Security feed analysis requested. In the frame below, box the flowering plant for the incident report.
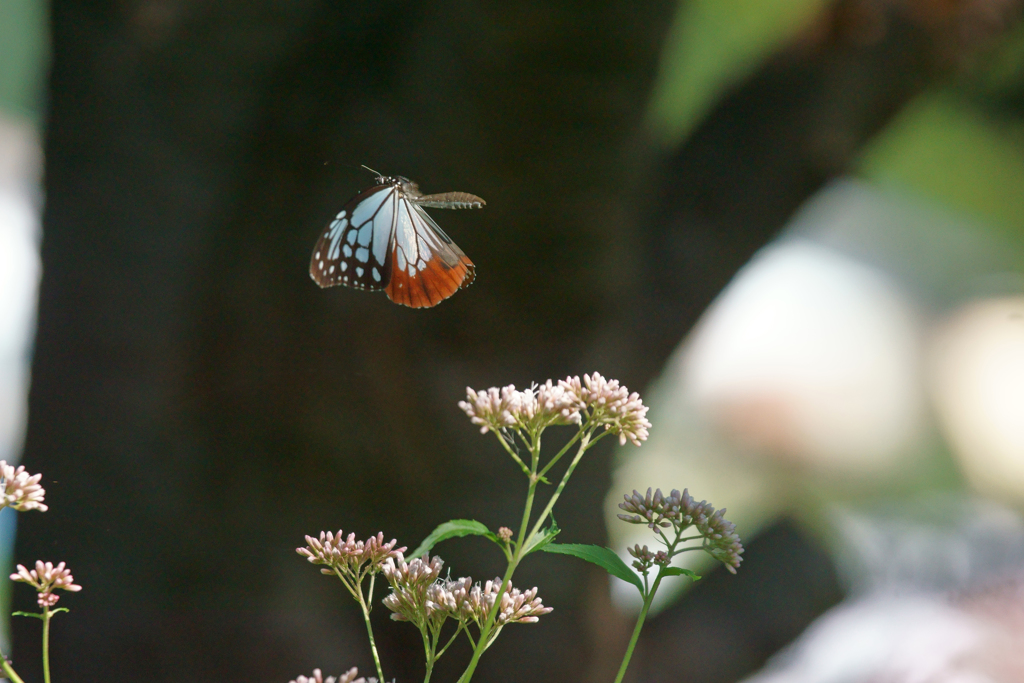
[293,374,742,683]
[0,461,82,683]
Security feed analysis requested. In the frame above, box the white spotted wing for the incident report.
[309,183,396,291]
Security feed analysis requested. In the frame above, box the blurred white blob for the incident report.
[609,239,927,611]
[684,240,924,473]
[606,179,1024,612]
[0,115,42,463]
[743,496,1024,683]
[742,587,1024,683]
[609,179,1024,680]
[932,297,1024,506]
[0,113,41,657]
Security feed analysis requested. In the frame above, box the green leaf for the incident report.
[660,567,701,580]
[858,92,1024,255]
[649,0,825,146]
[522,522,560,556]
[409,520,497,558]
[540,543,644,593]
[12,607,70,620]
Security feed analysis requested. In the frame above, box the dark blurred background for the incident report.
[1,1,1023,682]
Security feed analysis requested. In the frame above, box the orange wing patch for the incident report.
[385,251,475,308]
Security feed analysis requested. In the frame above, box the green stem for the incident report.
[0,650,25,683]
[536,429,584,480]
[494,431,530,476]
[332,567,361,602]
[610,581,659,683]
[331,566,385,682]
[509,426,543,555]
[356,588,386,683]
[459,434,543,683]
[42,606,51,683]
[614,520,703,683]
[460,429,601,683]
[513,481,539,555]
[462,628,478,651]
[526,430,602,543]
[435,623,464,661]
[458,557,517,683]
[612,573,662,683]
[422,629,435,683]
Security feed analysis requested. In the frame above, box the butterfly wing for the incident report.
[309,183,397,290]
[384,200,476,308]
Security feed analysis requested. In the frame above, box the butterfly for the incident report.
[309,173,484,308]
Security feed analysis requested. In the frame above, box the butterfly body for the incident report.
[309,175,483,308]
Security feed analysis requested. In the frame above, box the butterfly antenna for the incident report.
[360,164,384,180]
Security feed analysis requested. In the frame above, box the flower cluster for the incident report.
[38,592,61,608]
[559,373,651,445]
[618,488,744,573]
[459,380,581,434]
[0,461,47,512]
[381,555,447,628]
[11,561,82,607]
[455,577,553,625]
[382,556,551,630]
[297,531,404,576]
[627,544,668,573]
[459,373,650,446]
[619,487,698,529]
[459,386,518,434]
[289,667,375,683]
[701,508,744,574]
[490,581,552,624]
